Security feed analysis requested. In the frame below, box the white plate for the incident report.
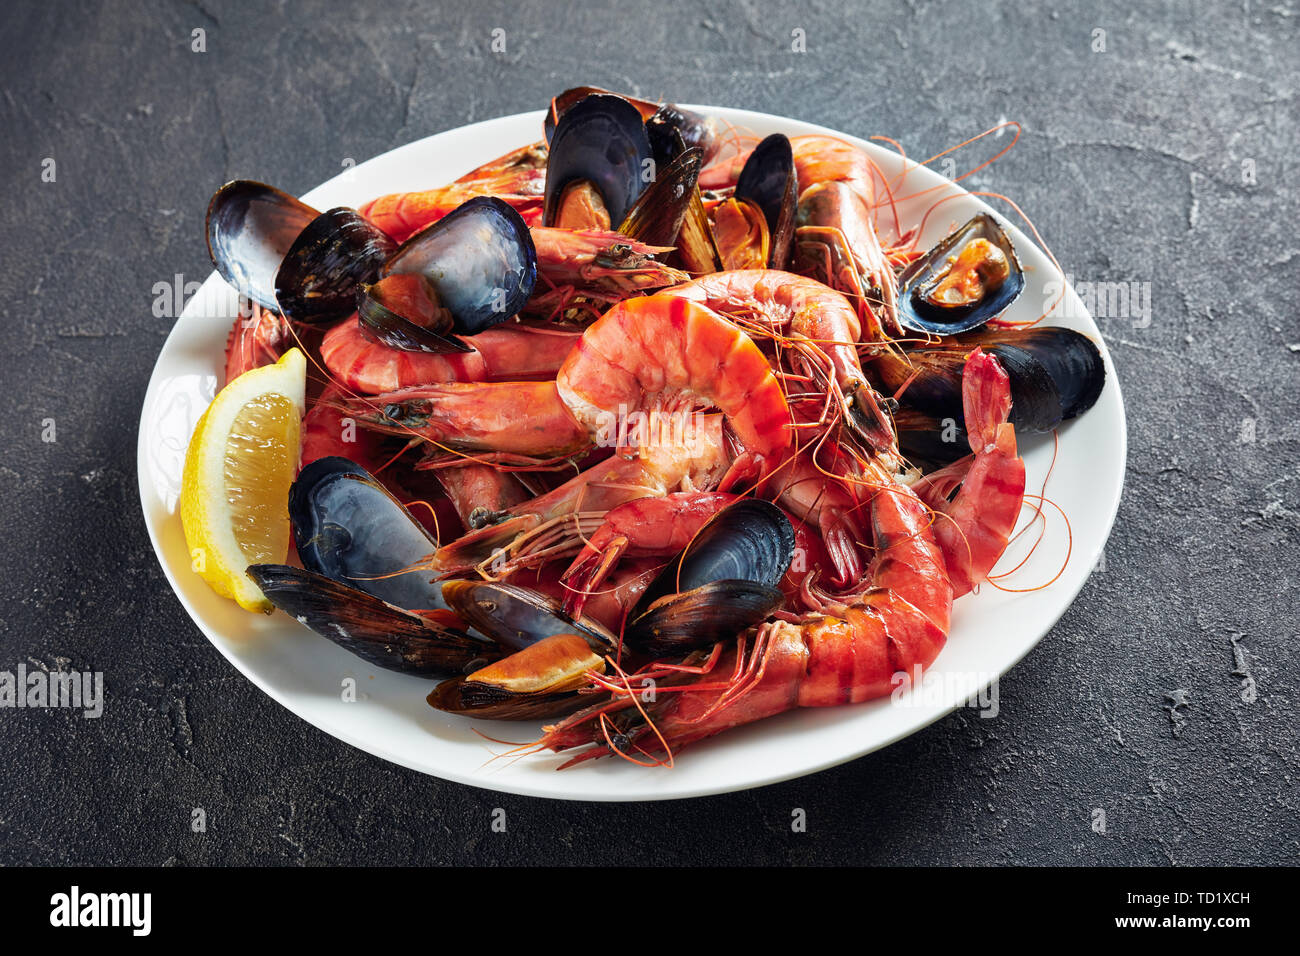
[138,107,1126,801]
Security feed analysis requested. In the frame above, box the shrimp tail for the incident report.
[914,348,1026,598]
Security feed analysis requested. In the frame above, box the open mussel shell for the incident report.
[356,273,472,353]
[645,103,717,165]
[441,580,615,653]
[898,213,1025,334]
[649,128,722,273]
[627,499,794,656]
[712,197,768,271]
[543,93,654,230]
[675,186,724,273]
[206,180,319,309]
[544,86,717,164]
[274,207,397,324]
[618,146,703,249]
[543,86,607,143]
[427,633,604,719]
[873,327,1105,433]
[628,580,785,659]
[383,196,536,335]
[290,456,448,611]
[733,133,798,270]
[248,564,499,677]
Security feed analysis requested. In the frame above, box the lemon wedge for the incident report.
[180,348,305,611]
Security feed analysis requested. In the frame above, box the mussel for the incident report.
[645,102,718,166]
[543,93,654,230]
[428,581,615,718]
[970,327,1105,427]
[247,564,500,676]
[892,408,970,469]
[715,133,798,270]
[206,180,316,308]
[440,580,615,653]
[617,146,705,251]
[869,327,1106,434]
[626,500,794,657]
[648,128,722,273]
[355,273,472,353]
[275,206,397,324]
[543,86,718,164]
[206,180,396,324]
[897,213,1025,334]
[426,633,604,719]
[289,456,447,611]
[381,196,537,337]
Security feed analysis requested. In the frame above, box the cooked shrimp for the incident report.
[912,348,1026,597]
[791,135,899,335]
[537,456,951,764]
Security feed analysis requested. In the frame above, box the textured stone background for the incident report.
[0,0,1296,865]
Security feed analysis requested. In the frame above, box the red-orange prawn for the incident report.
[537,456,951,763]
[422,294,794,573]
[912,348,1026,597]
[666,269,898,454]
[319,317,579,394]
[224,302,291,386]
[359,143,547,243]
[790,135,900,335]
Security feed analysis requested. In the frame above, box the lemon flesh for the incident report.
[181,349,305,612]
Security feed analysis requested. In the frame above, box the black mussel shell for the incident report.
[993,327,1105,421]
[898,213,1025,334]
[977,330,1107,431]
[651,128,723,274]
[383,196,536,335]
[734,134,799,270]
[274,207,396,324]
[356,274,472,353]
[645,103,717,165]
[867,349,966,427]
[875,327,1105,433]
[675,187,724,274]
[427,680,589,720]
[441,580,615,653]
[980,340,1064,432]
[248,564,499,676]
[427,633,603,719]
[543,86,606,143]
[544,87,716,163]
[544,93,654,230]
[289,457,446,611]
[618,147,703,248]
[636,499,795,608]
[961,327,1104,431]
[627,580,785,658]
[626,500,794,654]
[206,180,319,309]
[893,408,970,469]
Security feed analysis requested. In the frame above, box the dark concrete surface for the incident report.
[0,0,1296,866]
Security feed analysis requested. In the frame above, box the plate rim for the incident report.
[137,105,1128,801]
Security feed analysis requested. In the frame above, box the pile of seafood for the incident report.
[200,88,1104,767]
